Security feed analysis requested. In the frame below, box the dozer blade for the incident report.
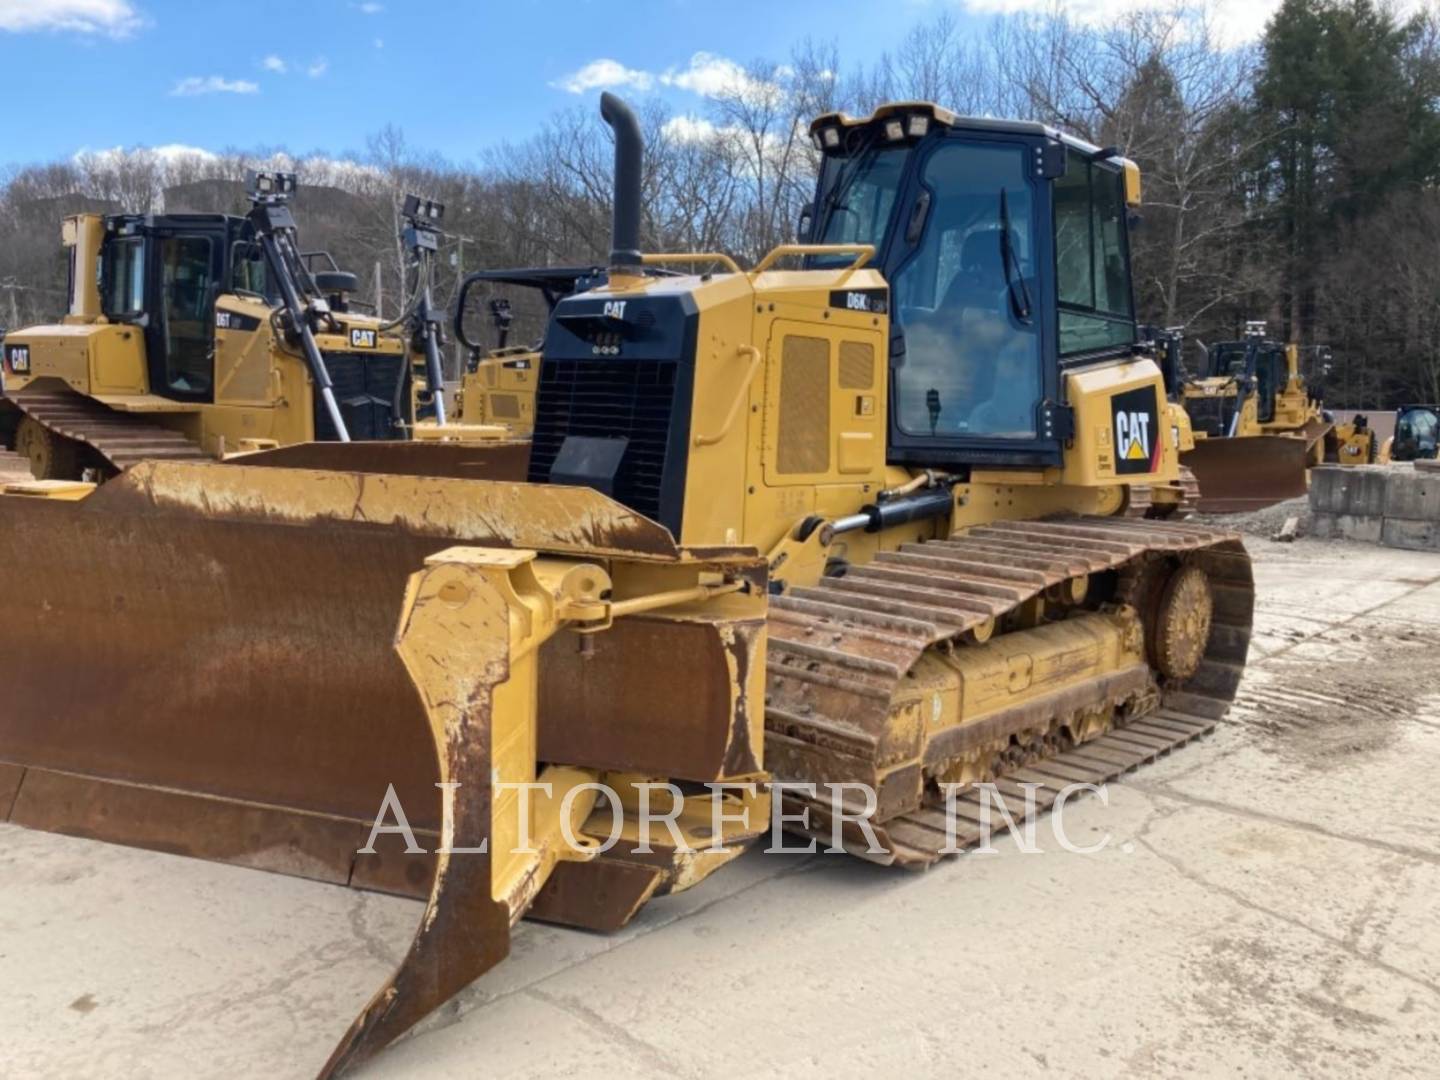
[323,549,608,1078]
[1182,434,1315,513]
[0,461,677,870]
[321,552,518,1079]
[0,460,768,1076]
[231,437,531,482]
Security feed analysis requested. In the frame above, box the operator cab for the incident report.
[803,103,1140,468]
[1394,405,1440,461]
[1204,330,1288,424]
[100,213,262,401]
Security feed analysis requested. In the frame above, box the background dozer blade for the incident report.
[230,438,531,482]
[1182,434,1315,513]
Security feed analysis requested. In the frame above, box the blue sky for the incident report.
[0,0,1291,169]
[0,0,962,168]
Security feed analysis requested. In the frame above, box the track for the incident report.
[765,516,1253,868]
[1126,465,1201,520]
[7,390,210,472]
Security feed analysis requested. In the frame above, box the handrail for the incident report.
[749,243,875,281]
[694,345,764,447]
[641,252,743,274]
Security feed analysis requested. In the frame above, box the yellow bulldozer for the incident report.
[450,265,603,434]
[0,175,488,482]
[0,95,1254,1077]
[1177,323,1345,510]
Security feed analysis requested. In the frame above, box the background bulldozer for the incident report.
[0,175,478,482]
[1178,323,1337,511]
[449,265,601,435]
[0,94,1254,1077]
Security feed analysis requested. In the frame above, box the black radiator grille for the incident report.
[528,359,679,523]
[316,352,405,442]
[1184,395,1234,438]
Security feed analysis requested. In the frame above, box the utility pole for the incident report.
[373,260,383,320]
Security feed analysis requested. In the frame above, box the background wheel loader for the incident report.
[1178,322,1338,511]
[0,94,1254,1077]
[1378,403,1440,463]
[0,175,490,484]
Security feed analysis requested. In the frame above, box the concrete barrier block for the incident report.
[1381,517,1440,552]
[1417,459,1439,474]
[1311,511,1384,544]
[1384,470,1440,521]
[1309,466,1390,516]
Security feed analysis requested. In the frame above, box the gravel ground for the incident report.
[1194,494,1313,540]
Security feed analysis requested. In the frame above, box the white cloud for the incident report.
[307,57,328,78]
[261,54,287,74]
[74,143,218,166]
[170,75,260,97]
[661,53,751,97]
[151,143,218,162]
[661,52,785,105]
[662,114,720,143]
[358,1,383,11]
[551,58,654,94]
[0,0,140,36]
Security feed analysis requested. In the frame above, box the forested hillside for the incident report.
[2,0,1436,406]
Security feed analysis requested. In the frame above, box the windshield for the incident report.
[1398,408,1439,449]
[813,146,910,267]
[891,140,1041,438]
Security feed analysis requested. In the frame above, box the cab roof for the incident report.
[809,101,1122,164]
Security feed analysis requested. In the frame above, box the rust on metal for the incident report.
[0,762,24,819]
[538,614,766,781]
[232,439,531,483]
[765,515,1255,869]
[319,556,515,1080]
[9,388,208,472]
[94,459,684,559]
[527,859,665,933]
[9,769,368,884]
[1182,434,1314,512]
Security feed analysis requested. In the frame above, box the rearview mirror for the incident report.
[796,206,814,243]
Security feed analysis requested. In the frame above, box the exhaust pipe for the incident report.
[600,92,643,273]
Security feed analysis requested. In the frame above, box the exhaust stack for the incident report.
[600,92,643,274]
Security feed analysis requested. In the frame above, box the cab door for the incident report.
[145,225,226,401]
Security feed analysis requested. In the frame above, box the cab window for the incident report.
[159,234,215,396]
[1054,152,1134,355]
[814,146,909,265]
[891,140,1041,439]
[103,237,146,316]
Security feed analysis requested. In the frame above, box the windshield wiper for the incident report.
[998,188,1033,324]
[817,132,881,236]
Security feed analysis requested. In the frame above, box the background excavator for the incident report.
[1178,322,1342,510]
[0,94,1254,1077]
[0,175,483,483]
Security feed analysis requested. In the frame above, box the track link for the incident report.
[7,390,210,472]
[1126,464,1200,520]
[764,516,1253,868]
